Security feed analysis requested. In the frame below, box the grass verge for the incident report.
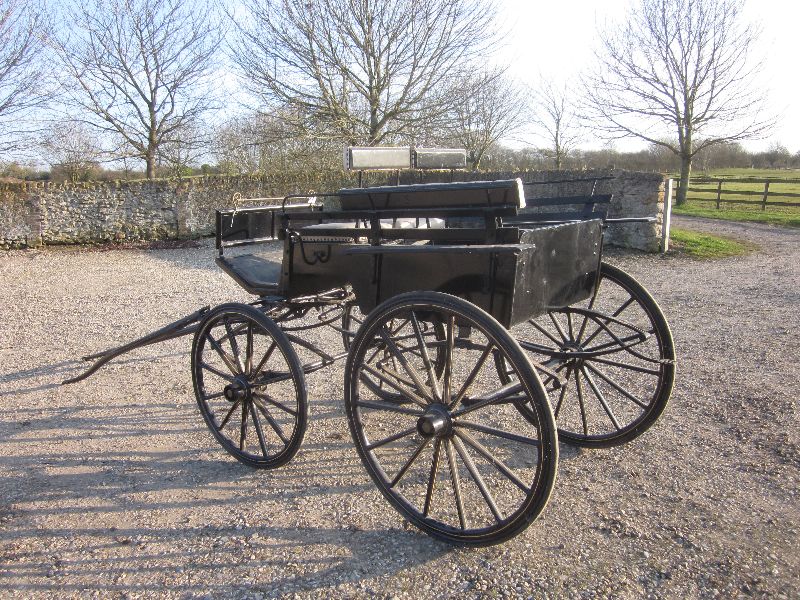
[673,203,800,228]
[669,227,756,259]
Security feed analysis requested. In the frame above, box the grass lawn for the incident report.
[673,204,800,227]
[669,227,756,259]
[670,168,800,228]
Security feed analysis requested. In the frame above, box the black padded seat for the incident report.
[216,254,282,295]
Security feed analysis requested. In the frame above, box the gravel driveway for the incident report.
[0,215,797,599]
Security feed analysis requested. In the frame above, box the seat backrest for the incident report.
[337,178,525,211]
[216,201,321,251]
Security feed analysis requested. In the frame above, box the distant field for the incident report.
[671,169,800,227]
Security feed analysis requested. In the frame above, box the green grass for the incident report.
[673,203,800,227]
[670,168,800,227]
[668,227,756,259]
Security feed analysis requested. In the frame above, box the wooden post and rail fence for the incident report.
[672,176,800,211]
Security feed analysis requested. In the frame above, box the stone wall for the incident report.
[0,169,666,251]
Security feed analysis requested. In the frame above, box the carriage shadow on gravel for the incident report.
[0,393,456,596]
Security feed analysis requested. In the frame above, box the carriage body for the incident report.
[214,179,604,328]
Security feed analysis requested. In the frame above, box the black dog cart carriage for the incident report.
[66,177,675,546]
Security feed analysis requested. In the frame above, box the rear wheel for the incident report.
[191,303,308,468]
[345,292,558,546]
[501,263,675,447]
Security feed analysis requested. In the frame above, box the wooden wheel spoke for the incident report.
[589,356,661,376]
[576,314,656,364]
[252,341,277,378]
[452,436,504,523]
[442,315,455,405]
[575,288,599,341]
[239,401,248,451]
[410,311,442,402]
[248,401,270,457]
[584,363,649,410]
[389,438,432,488]
[553,367,572,419]
[207,334,240,375]
[252,392,298,417]
[454,429,530,493]
[254,401,290,445]
[245,324,254,375]
[378,326,436,403]
[549,312,569,343]
[360,364,428,408]
[580,366,622,430]
[450,381,524,419]
[201,361,236,383]
[518,338,561,356]
[579,297,636,347]
[445,439,468,530]
[575,367,589,436]
[225,319,246,374]
[423,440,442,518]
[354,399,423,417]
[450,343,494,409]
[583,332,653,356]
[454,420,541,447]
[365,426,417,451]
[527,318,563,346]
[217,400,241,431]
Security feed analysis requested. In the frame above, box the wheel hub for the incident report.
[223,377,251,403]
[417,404,452,438]
[561,341,584,366]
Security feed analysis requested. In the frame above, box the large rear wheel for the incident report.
[501,263,675,448]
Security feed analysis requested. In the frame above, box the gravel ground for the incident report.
[0,215,797,599]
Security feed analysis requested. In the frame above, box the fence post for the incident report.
[661,178,673,254]
[761,181,770,211]
[716,179,722,210]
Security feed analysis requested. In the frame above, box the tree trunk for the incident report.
[469,150,481,170]
[145,154,156,179]
[676,154,692,206]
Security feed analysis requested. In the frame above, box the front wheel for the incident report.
[191,303,308,468]
[345,292,558,546]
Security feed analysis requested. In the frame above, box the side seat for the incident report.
[298,217,445,234]
[216,254,282,295]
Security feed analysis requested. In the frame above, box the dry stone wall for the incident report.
[0,169,666,251]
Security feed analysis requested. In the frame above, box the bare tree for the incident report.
[448,69,527,169]
[528,78,582,170]
[213,117,265,175]
[157,121,211,178]
[39,120,104,181]
[0,0,51,152]
[584,0,770,204]
[231,0,499,146]
[213,112,342,174]
[53,0,221,179]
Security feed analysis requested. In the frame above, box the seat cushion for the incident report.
[216,254,282,295]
